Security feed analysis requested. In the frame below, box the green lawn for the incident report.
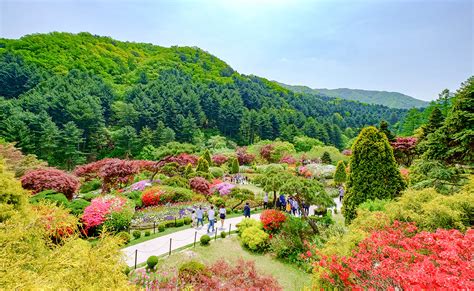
[158,236,312,290]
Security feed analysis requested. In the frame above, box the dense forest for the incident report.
[1,32,410,168]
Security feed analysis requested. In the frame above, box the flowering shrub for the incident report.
[260,210,287,232]
[211,182,236,196]
[280,155,296,165]
[211,154,228,166]
[313,221,474,289]
[129,179,159,191]
[260,144,274,161]
[391,137,418,166]
[141,187,164,207]
[236,147,255,165]
[157,153,199,167]
[99,159,140,192]
[82,195,127,233]
[342,149,352,156]
[297,166,313,178]
[34,204,78,241]
[189,177,211,195]
[21,168,80,199]
[400,167,410,183]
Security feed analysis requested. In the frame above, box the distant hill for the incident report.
[279,83,428,109]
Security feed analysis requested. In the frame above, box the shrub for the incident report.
[209,167,224,178]
[116,231,131,244]
[212,154,229,166]
[178,261,208,280]
[270,216,309,261]
[236,147,255,165]
[79,178,102,193]
[209,196,225,208]
[187,171,214,180]
[189,177,211,195]
[82,192,99,201]
[220,231,227,238]
[200,234,211,246]
[162,176,190,189]
[196,157,210,173]
[29,190,70,207]
[293,136,324,152]
[321,151,332,164]
[165,220,176,228]
[132,230,141,239]
[184,217,192,225]
[241,226,269,252]
[230,158,240,174]
[21,168,80,200]
[260,209,287,233]
[33,203,78,241]
[358,199,389,212]
[236,218,261,236]
[333,160,347,185]
[68,198,90,216]
[159,186,194,203]
[146,255,159,270]
[82,195,129,233]
[144,230,150,237]
[175,219,184,227]
[141,187,163,207]
[102,206,134,233]
[158,224,166,232]
[211,182,236,196]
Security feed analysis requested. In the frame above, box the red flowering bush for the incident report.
[21,168,80,199]
[141,187,164,207]
[260,209,287,233]
[260,144,274,161]
[211,154,229,166]
[314,221,474,289]
[158,153,199,167]
[342,149,352,156]
[391,137,418,166]
[280,155,296,165]
[99,159,140,192]
[236,147,255,165]
[82,195,127,233]
[189,177,211,195]
[34,204,78,241]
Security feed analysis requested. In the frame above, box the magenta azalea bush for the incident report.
[211,182,236,196]
[129,179,160,191]
[82,195,128,232]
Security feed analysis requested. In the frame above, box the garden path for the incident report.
[122,213,261,267]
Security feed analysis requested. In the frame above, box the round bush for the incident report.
[236,218,262,236]
[144,230,151,237]
[209,167,224,178]
[175,219,184,227]
[116,231,131,244]
[158,224,166,232]
[183,217,192,225]
[68,198,90,216]
[200,234,211,246]
[132,230,141,239]
[178,261,208,280]
[146,255,159,270]
[165,220,176,228]
[220,231,227,238]
[162,176,190,189]
[241,226,269,252]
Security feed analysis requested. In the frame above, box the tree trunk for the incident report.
[232,200,244,211]
[273,191,277,208]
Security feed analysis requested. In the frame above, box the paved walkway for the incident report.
[122,213,261,267]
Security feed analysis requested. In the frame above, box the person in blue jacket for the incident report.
[243,202,251,218]
[279,194,286,211]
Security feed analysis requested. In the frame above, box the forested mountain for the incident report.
[0,32,406,167]
[280,83,428,109]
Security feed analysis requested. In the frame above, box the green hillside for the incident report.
[280,83,428,109]
[0,32,406,168]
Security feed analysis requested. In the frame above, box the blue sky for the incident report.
[1,0,472,101]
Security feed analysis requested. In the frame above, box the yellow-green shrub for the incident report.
[236,218,262,236]
[241,226,269,252]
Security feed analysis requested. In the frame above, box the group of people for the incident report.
[191,203,252,233]
[264,193,310,216]
[228,174,249,185]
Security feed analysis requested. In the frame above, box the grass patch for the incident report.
[159,236,312,290]
[124,224,191,247]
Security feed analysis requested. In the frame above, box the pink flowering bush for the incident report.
[211,182,236,196]
[82,195,129,234]
[280,155,296,165]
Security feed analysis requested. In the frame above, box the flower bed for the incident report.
[130,202,209,228]
[82,195,133,234]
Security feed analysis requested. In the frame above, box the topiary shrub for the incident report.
[159,186,194,203]
[209,167,224,178]
[29,190,70,207]
[321,151,332,164]
[175,219,184,227]
[183,217,192,225]
[144,230,151,237]
[146,255,159,270]
[79,178,101,193]
[132,230,141,239]
[200,234,211,246]
[178,261,208,280]
[68,198,90,216]
[236,218,262,236]
[196,157,210,173]
[220,231,227,238]
[162,176,190,189]
[158,223,166,232]
[116,231,131,244]
[241,226,269,252]
[165,220,176,228]
[333,160,347,186]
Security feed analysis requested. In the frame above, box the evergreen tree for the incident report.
[334,160,347,185]
[342,126,406,223]
[184,163,193,177]
[230,158,240,174]
[378,120,395,141]
[196,157,210,173]
[139,126,154,149]
[202,149,212,166]
[38,116,60,164]
[154,121,175,146]
[321,151,332,164]
[60,121,85,170]
[112,126,138,158]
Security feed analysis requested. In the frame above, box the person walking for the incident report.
[285,198,292,214]
[207,206,215,233]
[279,194,286,211]
[191,210,196,228]
[292,199,299,216]
[339,185,345,202]
[243,202,251,218]
[263,192,269,209]
[196,206,204,228]
[219,205,226,229]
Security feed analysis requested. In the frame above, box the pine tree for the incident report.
[230,158,240,174]
[38,116,60,165]
[202,149,212,166]
[378,120,395,141]
[112,126,138,158]
[334,160,347,185]
[139,126,154,149]
[196,157,209,173]
[184,163,194,177]
[321,151,332,164]
[342,126,406,223]
[154,121,175,146]
[425,107,444,135]
[60,121,85,170]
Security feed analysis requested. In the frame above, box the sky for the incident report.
[1,0,472,101]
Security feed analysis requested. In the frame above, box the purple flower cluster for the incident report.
[129,179,160,191]
[211,182,236,196]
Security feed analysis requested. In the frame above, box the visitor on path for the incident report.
[303,201,310,215]
[292,199,299,216]
[207,206,215,233]
[285,199,292,214]
[263,192,269,209]
[339,186,345,202]
[244,202,251,218]
[191,210,196,228]
[219,205,226,229]
[196,206,204,228]
[279,194,286,211]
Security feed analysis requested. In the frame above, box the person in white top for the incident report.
[207,206,215,233]
[219,205,226,229]
[263,192,269,209]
